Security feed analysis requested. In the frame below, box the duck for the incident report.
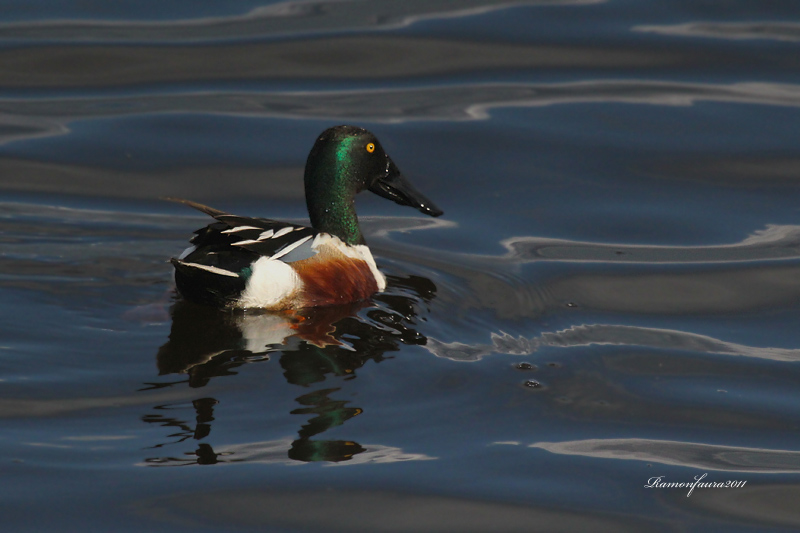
[170,125,443,310]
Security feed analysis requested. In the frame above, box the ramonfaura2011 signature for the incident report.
[645,473,747,497]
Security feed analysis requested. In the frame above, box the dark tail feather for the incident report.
[163,197,229,218]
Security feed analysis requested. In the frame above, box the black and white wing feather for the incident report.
[172,198,319,264]
[169,199,323,306]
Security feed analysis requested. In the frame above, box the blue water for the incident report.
[3,1,800,531]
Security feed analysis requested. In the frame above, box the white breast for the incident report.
[237,256,301,309]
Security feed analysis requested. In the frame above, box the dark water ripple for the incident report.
[425,323,800,363]
[3,81,800,120]
[379,221,800,317]
[0,81,798,153]
[0,0,594,43]
[0,41,683,89]
[531,439,800,473]
[636,22,800,43]
[0,202,183,304]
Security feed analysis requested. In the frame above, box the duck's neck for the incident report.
[305,167,365,246]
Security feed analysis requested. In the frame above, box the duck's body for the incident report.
[171,199,384,308]
[171,125,442,310]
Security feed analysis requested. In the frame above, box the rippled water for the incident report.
[3,1,800,531]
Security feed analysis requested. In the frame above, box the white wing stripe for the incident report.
[273,226,293,238]
[179,261,239,278]
[258,229,275,240]
[221,225,261,234]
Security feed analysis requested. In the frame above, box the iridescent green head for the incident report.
[304,125,443,245]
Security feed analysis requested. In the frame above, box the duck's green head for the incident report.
[304,125,443,245]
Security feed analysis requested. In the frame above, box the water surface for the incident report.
[3,1,800,531]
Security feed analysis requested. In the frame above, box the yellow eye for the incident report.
[366,143,375,153]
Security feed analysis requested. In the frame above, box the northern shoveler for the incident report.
[170,125,443,309]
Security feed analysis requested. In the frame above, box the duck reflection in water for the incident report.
[143,274,436,465]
